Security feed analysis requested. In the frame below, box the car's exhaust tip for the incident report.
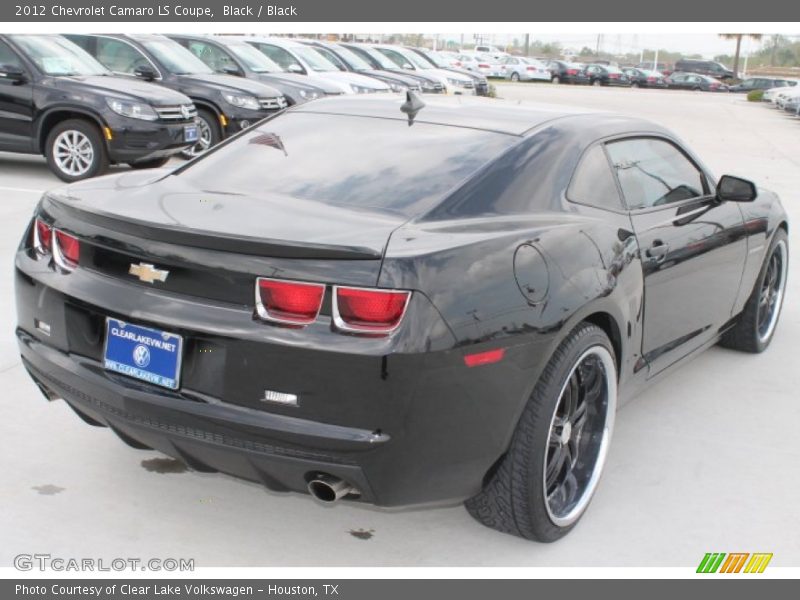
[307,474,356,503]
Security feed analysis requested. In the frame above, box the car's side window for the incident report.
[567,145,623,211]
[184,41,233,72]
[96,38,150,75]
[605,138,707,210]
[257,44,300,71]
[0,39,23,70]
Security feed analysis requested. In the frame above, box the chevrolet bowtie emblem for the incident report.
[129,262,169,284]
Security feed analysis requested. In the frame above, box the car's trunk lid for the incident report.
[40,173,403,304]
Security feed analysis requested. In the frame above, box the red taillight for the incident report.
[478,63,490,68]
[256,277,325,325]
[566,69,578,75]
[526,66,536,71]
[54,230,79,269]
[333,287,411,334]
[609,73,619,79]
[464,348,505,368]
[34,218,52,254]
[647,76,656,82]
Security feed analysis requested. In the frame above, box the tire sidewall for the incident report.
[182,109,222,159]
[45,119,108,183]
[512,325,617,541]
[751,229,789,351]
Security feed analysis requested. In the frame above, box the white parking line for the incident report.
[0,186,45,194]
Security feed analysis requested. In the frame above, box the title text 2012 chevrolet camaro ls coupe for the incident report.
[15,95,788,541]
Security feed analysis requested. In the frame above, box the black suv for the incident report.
[167,35,330,105]
[674,59,734,81]
[0,34,196,182]
[66,34,287,157]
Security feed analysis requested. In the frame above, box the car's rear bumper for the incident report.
[19,329,382,502]
[15,249,536,507]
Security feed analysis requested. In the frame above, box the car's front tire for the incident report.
[181,109,221,159]
[720,228,788,353]
[465,323,617,541]
[45,119,109,182]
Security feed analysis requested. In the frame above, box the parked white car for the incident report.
[371,44,476,95]
[500,56,551,82]
[773,86,800,110]
[241,36,391,95]
[764,83,799,104]
[462,51,504,78]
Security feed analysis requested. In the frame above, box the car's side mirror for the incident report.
[717,175,757,202]
[0,64,26,83]
[133,65,157,81]
[287,64,304,74]
[222,64,243,76]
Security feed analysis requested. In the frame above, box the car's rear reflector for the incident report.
[464,348,506,368]
[256,277,325,325]
[54,230,79,270]
[34,218,52,254]
[333,287,411,334]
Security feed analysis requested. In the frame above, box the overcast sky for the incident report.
[430,33,796,58]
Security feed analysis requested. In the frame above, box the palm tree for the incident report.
[719,34,763,78]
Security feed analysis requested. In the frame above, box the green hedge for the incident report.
[747,89,765,102]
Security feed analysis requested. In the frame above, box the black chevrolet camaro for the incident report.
[15,95,789,542]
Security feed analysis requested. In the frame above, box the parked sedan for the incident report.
[546,60,589,84]
[501,56,551,82]
[0,34,196,181]
[666,72,729,92]
[622,68,668,88]
[66,34,288,157]
[585,64,632,87]
[17,95,787,543]
[243,36,391,95]
[167,34,329,104]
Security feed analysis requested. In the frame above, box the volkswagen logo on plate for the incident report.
[133,344,151,368]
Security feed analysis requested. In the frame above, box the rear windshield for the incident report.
[176,112,517,217]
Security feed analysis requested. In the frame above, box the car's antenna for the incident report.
[400,90,425,126]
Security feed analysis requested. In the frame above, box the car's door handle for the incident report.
[645,240,670,262]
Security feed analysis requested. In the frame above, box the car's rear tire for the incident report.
[181,109,221,159]
[45,119,109,182]
[552,76,560,84]
[631,82,640,88]
[592,79,602,87]
[510,72,520,82]
[720,229,788,353]
[465,323,617,541]
[128,157,171,170]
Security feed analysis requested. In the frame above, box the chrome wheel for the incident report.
[52,130,94,177]
[757,240,787,343]
[182,117,213,158]
[543,346,616,527]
